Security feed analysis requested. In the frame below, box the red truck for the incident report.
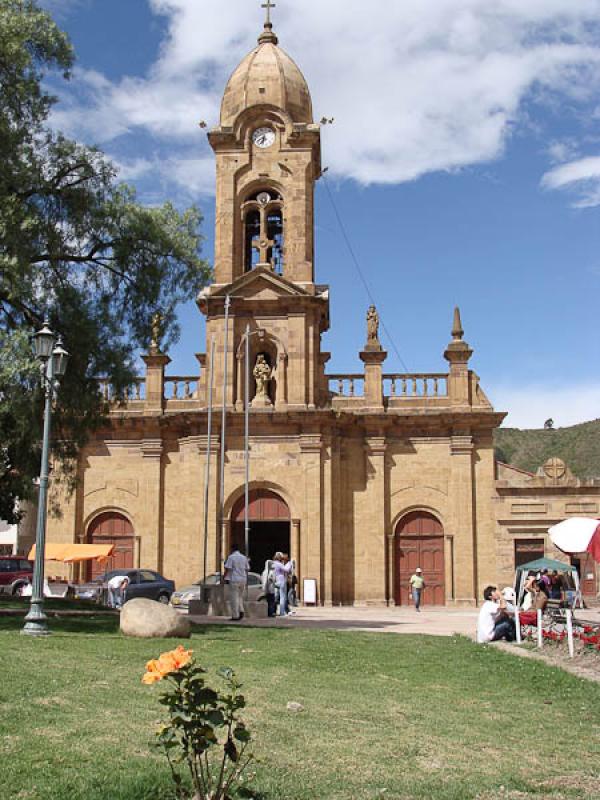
[0,556,33,595]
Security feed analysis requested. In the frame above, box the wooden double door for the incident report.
[395,512,445,606]
[87,512,134,579]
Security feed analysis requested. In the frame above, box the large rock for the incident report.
[120,598,191,639]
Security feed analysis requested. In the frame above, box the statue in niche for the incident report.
[367,305,380,343]
[252,353,273,407]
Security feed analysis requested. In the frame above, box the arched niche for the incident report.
[235,329,288,410]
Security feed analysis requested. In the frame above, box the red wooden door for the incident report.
[395,512,445,606]
[87,513,134,579]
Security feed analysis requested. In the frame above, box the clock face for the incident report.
[252,127,275,149]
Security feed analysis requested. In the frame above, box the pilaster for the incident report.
[449,433,477,605]
[355,435,387,604]
[143,352,171,413]
[140,438,164,571]
[359,349,387,410]
[300,434,323,603]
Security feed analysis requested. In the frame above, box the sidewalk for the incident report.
[189,605,481,637]
[188,604,600,638]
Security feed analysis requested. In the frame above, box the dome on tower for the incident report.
[220,23,313,127]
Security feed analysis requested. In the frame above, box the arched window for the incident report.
[242,190,284,274]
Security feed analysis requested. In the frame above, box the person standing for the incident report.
[409,567,425,611]
[272,552,293,616]
[224,544,249,622]
[261,559,277,617]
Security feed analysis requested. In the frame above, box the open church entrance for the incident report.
[231,489,290,574]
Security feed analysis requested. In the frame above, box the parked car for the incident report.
[75,568,175,605]
[0,556,33,595]
[170,571,263,610]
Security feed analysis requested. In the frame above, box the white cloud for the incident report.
[49,0,600,194]
[491,382,600,428]
[541,155,600,206]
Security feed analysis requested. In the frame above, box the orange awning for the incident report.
[28,543,115,563]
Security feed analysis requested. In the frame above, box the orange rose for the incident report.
[142,646,193,684]
[142,659,164,684]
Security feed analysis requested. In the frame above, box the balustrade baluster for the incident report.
[349,378,355,397]
[433,378,439,396]
[184,380,191,398]
[338,379,343,396]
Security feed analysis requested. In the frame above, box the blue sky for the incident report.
[42,0,600,428]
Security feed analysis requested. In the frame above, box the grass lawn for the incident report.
[1,614,599,800]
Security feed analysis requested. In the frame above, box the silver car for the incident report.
[170,571,263,610]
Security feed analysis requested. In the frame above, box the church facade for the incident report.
[40,19,599,605]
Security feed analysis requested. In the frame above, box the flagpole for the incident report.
[244,324,250,560]
[219,295,231,573]
[202,336,215,596]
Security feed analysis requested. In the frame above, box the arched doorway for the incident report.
[231,489,290,573]
[87,512,134,579]
[395,511,445,606]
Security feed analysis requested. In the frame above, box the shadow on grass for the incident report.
[0,613,121,635]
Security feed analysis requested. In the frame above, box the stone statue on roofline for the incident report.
[252,353,273,407]
[150,311,163,354]
[365,304,382,351]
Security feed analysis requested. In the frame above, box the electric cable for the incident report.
[321,173,410,372]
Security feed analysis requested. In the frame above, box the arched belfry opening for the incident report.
[242,190,284,274]
[231,489,290,572]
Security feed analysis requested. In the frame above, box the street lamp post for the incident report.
[22,321,69,637]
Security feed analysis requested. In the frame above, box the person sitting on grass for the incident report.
[477,585,516,643]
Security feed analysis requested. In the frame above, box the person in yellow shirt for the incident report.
[409,568,425,612]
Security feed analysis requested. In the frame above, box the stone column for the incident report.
[322,436,335,606]
[140,438,164,571]
[291,518,301,598]
[235,353,244,411]
[300,434,322,602]
[386,533,395,606]
[359,349,387,411]
[143,351,171,413]
[355,436,388,605]
[449,434,477,605]
[219,519,230,573]
[197,434,221,577]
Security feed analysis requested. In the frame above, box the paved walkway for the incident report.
[189,605,600,639]
[190,606,480,636]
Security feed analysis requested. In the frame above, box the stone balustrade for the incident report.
[98,375,199,409]
[98,378,146,403]
[383,373,448,399]
[328,374,365,398]
[164,377,199,400]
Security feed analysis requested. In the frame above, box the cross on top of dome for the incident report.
[259,0,278,45]
[262,0,276,25]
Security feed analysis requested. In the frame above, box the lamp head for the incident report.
[33,321,55,361]
[51,338,69,378]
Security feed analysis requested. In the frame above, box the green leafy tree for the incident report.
[0,0,211,522]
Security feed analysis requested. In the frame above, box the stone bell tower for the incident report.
[199,10,330,410]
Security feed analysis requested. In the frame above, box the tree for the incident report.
[0,0,211,522]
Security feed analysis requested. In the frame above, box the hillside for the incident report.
[494,419,600,479]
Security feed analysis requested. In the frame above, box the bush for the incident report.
[142,646,253,800]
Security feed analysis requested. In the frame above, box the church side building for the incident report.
[39,19,599,605]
